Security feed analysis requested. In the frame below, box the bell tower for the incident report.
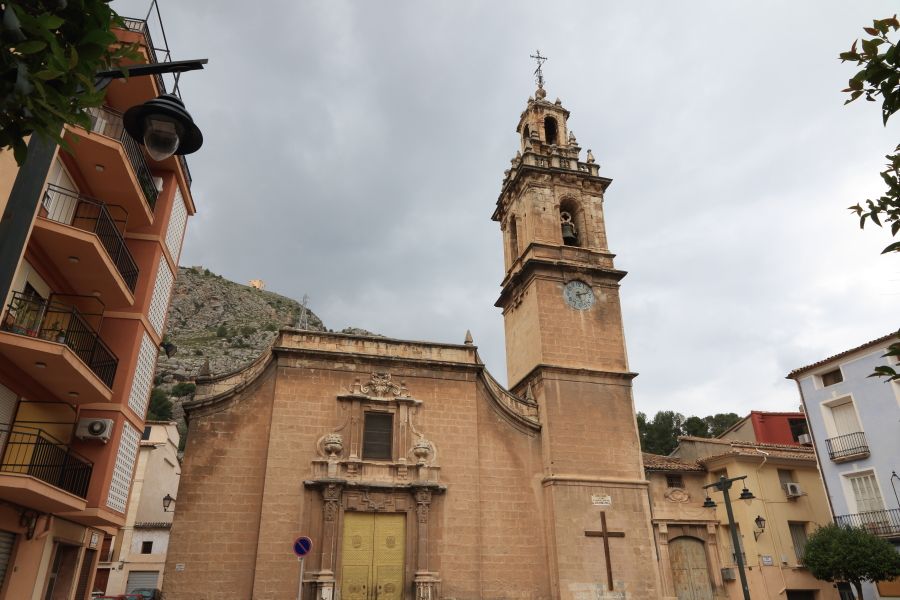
[493,79,665,599]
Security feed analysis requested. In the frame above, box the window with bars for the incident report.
[789,522,808,563]
[362,412,393,460]
[820,368,843,387]
[666,474,684,489]
[778,469,797,490]
[141,541,153,554]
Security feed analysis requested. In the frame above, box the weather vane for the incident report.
[530,49,547,88]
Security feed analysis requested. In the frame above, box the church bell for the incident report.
[561,221,578,245]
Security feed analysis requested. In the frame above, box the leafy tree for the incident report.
[803,523,900,599]
[840,17,900,381]
[637,411,742,454]
[703,412,741,437]
[637,410,685,455]
[147,387,173,421]
[1,1,135,163]
[683,415,709,437]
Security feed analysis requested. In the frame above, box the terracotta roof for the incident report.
[787,332,899,378]
[677,437,813,453]
[698,443,815,465]
[642,453,704,472]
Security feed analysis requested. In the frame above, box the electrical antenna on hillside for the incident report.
[297,294,310,329]
[530,49,548,88]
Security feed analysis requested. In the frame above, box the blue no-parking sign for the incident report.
[293,536,313,557]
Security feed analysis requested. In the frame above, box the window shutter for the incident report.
[107,423,140,513]
[128,333,157,419]
[164,187,188,263]
[362,413,393,460]
[148,257,174,336]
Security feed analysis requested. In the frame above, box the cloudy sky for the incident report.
[116,0,898,419]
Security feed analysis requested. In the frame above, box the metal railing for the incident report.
[824,432,870,461]
[835,508,900,538]
[41,185,139,292]
[0,424,92,498]
[85,106,159,211]
[1,292,118,388]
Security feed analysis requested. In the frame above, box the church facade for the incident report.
[163,84,667,600]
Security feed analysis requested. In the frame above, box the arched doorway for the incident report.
[669,536,714,600]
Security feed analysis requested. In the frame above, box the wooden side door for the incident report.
[669,537,713,600]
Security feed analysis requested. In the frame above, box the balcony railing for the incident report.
[0,424,93,498]
[42,185,139,292]
[824,432,870,461]
[1,292,118,388]
[85,105,159,211]
[835,509,900,538]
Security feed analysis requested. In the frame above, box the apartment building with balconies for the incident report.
[0,14,196,600]
[788,333,900,600]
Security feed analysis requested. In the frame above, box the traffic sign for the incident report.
[293,536,313,557]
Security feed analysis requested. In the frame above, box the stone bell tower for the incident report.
[492,79,665,599]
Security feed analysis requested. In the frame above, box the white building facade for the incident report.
[97,422,181,596]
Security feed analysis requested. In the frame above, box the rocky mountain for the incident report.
[155,266,326,385]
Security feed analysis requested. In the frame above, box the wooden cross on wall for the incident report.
[584,512,625,592]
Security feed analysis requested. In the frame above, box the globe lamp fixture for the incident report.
[124,94,203,161]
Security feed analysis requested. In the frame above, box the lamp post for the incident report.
[0,59,207,313]
[703,474,755,600]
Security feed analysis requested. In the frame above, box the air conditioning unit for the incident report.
[75,418,114,443]
[797,433,812,445]
[784,482,803,498]
[721,567,736,581]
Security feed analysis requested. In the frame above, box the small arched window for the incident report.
[523,125,531,144]
[544,117,558,145]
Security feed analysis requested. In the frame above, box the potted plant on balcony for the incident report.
[53,327,66,344]
[9,297,41,336]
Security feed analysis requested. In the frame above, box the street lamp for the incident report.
[162,493,176,512]
[124,93,203,161]
[0,59,207,313]
[753,515,767,540]
[703,474,755,600]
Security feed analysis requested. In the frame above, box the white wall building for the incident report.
[96,422,181,596]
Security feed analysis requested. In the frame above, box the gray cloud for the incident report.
[114,0,899,418]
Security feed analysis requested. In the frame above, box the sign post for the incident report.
[293,536,313,600]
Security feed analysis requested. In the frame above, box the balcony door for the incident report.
[830,399,861,436]
[44,159,78,226]
[848,472,885,514]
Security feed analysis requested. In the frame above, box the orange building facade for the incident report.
[0,17,195,600]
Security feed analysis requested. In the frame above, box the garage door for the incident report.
[126,570,159,592]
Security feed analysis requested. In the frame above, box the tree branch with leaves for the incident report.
[1,0,135,164]
[840,16,900,381]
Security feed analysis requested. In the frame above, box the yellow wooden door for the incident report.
[341,513,405,600]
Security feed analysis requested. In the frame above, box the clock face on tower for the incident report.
[563,280,595,310]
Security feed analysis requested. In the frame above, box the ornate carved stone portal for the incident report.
[305,372,443,600]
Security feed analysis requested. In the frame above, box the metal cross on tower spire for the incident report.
[530,49,548,88]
